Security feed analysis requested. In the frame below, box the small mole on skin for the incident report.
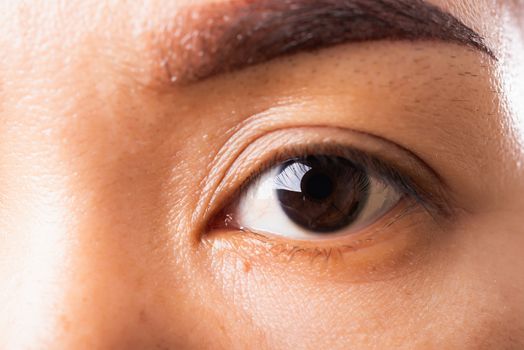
[243,261,252,273]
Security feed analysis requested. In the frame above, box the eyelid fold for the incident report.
[196,126,453,242]
[195,125,454,283]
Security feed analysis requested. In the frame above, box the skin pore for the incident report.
[0,0,523,349]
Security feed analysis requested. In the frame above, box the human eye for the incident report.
[202,126,451,282]
[230,153,403,241]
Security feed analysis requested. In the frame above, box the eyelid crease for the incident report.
[196,123,446,222]
[196,126,454,244]
[221,142,452,222]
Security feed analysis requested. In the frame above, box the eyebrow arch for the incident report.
[159,0,495,84]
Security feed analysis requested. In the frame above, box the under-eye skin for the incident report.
[202,127,452,274]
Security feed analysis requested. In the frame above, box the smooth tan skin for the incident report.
[1,1,524,349]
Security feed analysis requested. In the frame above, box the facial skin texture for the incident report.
[0,0,524,349]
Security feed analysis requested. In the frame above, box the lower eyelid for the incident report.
[218,194,419,245]
[203,200,437,283]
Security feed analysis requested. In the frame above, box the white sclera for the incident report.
[235,164,402,241]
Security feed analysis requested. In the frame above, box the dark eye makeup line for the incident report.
[161,0,495,84]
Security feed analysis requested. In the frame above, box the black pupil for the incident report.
[302,171,333,200]
[276,156,370,233]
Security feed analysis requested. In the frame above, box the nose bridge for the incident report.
[0,139,159,350]
[0,74,207,346]
[1,189,95,349]
[0,35,199,345]
[0,7,205,347]
[0,184,73,349]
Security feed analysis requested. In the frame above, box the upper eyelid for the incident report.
[233,143,451,217]
[195,125,452,239]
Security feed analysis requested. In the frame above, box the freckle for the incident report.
[243,261,252,273]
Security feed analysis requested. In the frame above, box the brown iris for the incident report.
[275,156,370,233]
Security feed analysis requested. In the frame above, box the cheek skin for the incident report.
[205,219,524,349]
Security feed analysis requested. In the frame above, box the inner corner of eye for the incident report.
[206,203,238,232]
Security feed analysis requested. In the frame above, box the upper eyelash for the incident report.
[224,142,451,220]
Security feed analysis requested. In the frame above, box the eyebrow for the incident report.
[160,0,494,84]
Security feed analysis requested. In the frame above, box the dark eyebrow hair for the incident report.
[159,0,494,84]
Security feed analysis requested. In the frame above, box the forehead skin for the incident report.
[0,1,523,349]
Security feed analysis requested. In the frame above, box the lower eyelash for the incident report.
[244,231,350,263]
[223,188,432,265]
[237,207,411,262]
